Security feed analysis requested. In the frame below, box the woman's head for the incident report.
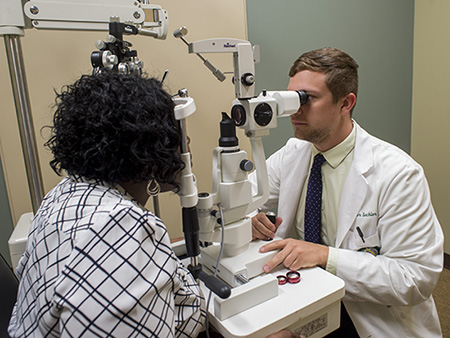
[46,72,183,188]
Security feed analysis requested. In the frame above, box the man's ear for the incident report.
[340,93,356,116]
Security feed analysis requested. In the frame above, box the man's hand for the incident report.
[259,238,329,272]
[252,212,283,240]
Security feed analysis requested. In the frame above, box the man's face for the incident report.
[287,70,347,151]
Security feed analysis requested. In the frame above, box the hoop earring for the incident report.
[146,179,160,197]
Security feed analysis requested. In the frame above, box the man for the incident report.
[251,47,444,337]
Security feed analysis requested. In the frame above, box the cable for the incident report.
[205,203,226,338]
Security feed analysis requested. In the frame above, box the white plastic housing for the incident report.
[266,91,301,117]
[174,96,196,120]
[0,0,25,35]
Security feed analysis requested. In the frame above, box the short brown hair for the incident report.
[289,47,359,110]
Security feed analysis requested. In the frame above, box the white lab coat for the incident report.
[252,122,444,337]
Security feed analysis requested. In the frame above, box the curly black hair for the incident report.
[45,71,184,188]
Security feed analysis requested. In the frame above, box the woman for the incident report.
[8,72,205,337]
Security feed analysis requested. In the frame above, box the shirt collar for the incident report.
[311,122,356,169]
[69,175,147,210]
[69,174,109,186]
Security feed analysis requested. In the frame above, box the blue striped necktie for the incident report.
[304,153,326,243]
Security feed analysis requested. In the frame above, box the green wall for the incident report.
[246,0,414,157]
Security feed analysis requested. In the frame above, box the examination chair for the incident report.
[0,253,18,338]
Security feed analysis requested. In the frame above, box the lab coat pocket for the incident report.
[348,222,380,251]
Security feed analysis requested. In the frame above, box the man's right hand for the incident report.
[252,212,283,240]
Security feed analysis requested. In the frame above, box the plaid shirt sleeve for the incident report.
[9,178,205,338]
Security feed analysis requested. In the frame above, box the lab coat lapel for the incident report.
[277,142,311,238]
[335,166,367,247]
[335,122,373,248]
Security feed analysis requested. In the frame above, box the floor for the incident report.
[434,267,450,337]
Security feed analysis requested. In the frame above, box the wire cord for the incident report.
[205,204,226,338]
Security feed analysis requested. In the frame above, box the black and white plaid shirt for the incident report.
[8,176,205,337]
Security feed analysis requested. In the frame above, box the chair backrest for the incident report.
[0,254,19,338]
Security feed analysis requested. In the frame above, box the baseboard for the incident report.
[445,253,450,270]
